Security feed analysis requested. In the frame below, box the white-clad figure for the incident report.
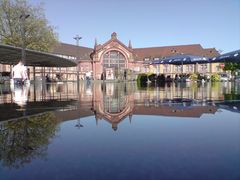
[13,85,29,107]
[11,60,28,86]
[85,71,91,81]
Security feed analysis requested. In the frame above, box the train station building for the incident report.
[53,32,221,81]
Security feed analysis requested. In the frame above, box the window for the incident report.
[163,64,171,73]
[103,51,126,69]
[199,64,207,72]
[186,65,193,72]
[175,65,182,72]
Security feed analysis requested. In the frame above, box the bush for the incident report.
[148,73,157,82]
[137,73,148,84]
[189,73,198,81]
[197,74,206,80]
[156,74,165,83]
[211,73,220,82]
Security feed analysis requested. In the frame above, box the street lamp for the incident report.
[73,35,82,83]
[19,13,30,65]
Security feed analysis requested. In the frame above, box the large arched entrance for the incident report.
[102,50,126,80]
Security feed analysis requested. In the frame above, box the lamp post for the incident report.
[73,35,82,83]
[20,13,30,65]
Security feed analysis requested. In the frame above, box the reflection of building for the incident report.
[133,105,217,118]
[0,32,221,81]
[75,82,225,130]
[1,82,239,129]
[92,82,134,131]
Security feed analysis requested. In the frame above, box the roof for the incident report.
[52,43,93,61]
[0,44,77,67]
[98,33,133,53]
[133,44,219,61]
[203,48,220,57]
[52,36,220,63]
[211,49,240,63]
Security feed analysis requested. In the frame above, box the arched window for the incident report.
[103,51,126,69]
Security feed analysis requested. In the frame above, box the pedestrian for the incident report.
[124,70,127,80]
[11,60,28,86]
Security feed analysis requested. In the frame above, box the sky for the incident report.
[29,0,240,53]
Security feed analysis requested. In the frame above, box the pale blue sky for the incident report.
[29,0,240,53]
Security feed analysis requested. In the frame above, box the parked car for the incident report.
[219,73,229,81]
[235,76,240,83]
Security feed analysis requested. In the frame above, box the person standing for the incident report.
[11,60,28,86]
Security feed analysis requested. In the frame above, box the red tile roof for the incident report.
[133,44,219,61]
[52,42,219,62]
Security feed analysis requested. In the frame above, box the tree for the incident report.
[0,0,58,52]
[223,62,240,74]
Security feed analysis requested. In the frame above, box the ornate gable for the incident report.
[92,32,134,62]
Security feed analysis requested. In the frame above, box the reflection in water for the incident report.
[0,83,78,121]
[88,82,240,131]
[94,82,134,131]
[11,84,30,107]
[75,119,84,129]
[0,81,239,179]
[0,112,58,168]
[0,81,240,126]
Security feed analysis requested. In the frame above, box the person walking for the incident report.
[11,60,28,86]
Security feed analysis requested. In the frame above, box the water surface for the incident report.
[0,81,240,179]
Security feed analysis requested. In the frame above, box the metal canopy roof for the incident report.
[211,49,240,63]
[0,44,77,67]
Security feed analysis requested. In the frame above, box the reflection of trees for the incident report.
[0,112,58,169]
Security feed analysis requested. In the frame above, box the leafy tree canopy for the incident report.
[0,0,58,52]
[223,62,240,73]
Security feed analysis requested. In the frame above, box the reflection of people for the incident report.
[124,70,127,80]
[46,74,51,83]
[11,60,28,86]
[56,73,62,81]
[12,85,29,107]
[85,71,91,81]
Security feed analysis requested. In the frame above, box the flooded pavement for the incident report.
[0,81,240,179]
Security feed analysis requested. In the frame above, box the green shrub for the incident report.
[148,73,156,82]
[156,74,165,83]
[137,73,148,84]
[211,73,220,82]
[189,73,198,81]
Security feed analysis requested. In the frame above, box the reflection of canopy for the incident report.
[0,99,77,121]
[215,100,240,113]
[151,59,169,65]
[211,49,240,63]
